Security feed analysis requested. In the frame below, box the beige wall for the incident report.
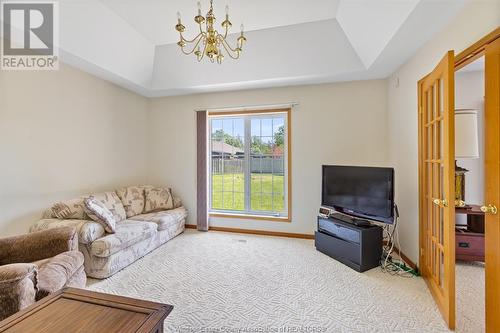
[0,63,150,237]
[387,0,500,263]
[149,80,389,235]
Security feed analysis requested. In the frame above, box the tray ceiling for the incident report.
[1,0,467,97]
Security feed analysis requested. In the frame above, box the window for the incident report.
[209,109,290,221]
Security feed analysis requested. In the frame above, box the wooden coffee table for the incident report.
[0,288,173,333]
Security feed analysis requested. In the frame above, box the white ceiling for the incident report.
[101,0,341,45]
[336,0,419,68]
[1,0,468,97]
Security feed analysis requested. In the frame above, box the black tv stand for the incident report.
[315,215,382,272]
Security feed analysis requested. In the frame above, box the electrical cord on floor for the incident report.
[380,204,419,278]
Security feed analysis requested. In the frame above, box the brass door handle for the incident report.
[480,204,498,215]
[433,198,449,208]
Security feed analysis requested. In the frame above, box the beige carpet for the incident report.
[456,261,484,333]
[87,230,483,332]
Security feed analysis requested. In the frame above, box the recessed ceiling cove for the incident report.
[1,0,466,97]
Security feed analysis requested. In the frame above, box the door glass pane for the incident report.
[433,163,438,237]
[439,120,443,159]
[251,173,262,193]
[212,191,222,210]
[211,117,245,212]
[261,118,273,137]
[251,193,261,211]
[432,242,436,276]
[440,206,444,245]
[432,83,437,120]
[433,124,438,159]
[439,250,444,287]
[273,194,285,212]
[250,114,286,213]
[427,90,432,122]
[439,78,444,115]
[431,124,435,159]
[223,192,234,210]
[260,194,273,211]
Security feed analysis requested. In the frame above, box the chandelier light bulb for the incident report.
[197,2,202,15]
[225,5,229,15]
[240,24,244,33]
[177,11,181,21]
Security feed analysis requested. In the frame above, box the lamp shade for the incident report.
[455,109,479,159]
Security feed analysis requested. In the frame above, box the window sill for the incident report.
[209,212,291,223]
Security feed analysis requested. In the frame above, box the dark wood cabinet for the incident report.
[455,205,485,262]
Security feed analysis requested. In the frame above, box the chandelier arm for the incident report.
[180,32,204,44]
[218,34,240,53]
[180,34,206,55]
[197,38,209,62]
[218,36,241,59]
[220,42,240,60]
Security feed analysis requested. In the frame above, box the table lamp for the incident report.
[455,109,479,207]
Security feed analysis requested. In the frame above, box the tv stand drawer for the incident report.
[315,231,361,269]
[315,216,383,272]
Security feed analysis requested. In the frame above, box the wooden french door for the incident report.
[485,36,500,333]
[418,51,456,330]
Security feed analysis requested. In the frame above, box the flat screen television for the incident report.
[322,165,395,224]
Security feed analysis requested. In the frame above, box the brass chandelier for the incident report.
[175,0,246,64]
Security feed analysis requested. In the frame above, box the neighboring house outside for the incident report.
[212,141,244,158]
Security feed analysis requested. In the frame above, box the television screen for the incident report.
[322,165,395,224]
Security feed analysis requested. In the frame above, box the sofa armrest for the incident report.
[173,196,183,209]
[30,218,105,245]
[0,227,77,265]
[0,263,37,285]
[0,263,37,321]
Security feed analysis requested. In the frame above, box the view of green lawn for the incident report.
[212,173,284,212]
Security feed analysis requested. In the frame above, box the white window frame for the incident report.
[208,109,291,222]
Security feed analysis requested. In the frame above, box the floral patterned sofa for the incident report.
[30,186,187,279]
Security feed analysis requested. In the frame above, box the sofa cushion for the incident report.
[86,192,127,222]
[84,198,117,233]
[143,187,174,213]
[30,219,105,245]
[90,220,157,258]
[131,207,187,231]
[50,199,87,220]
[116,186,145,218]
[36,251,85,299]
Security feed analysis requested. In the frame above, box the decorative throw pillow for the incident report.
[83,197,117,233]
[116,186,145,218]
[50,199,87,220]
[87,192,127,222]
[144,187,174,213]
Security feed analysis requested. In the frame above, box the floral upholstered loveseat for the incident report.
[30,186,187,279]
